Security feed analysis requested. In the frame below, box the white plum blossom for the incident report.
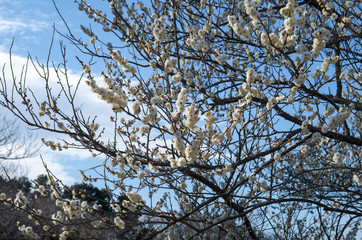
[114,216,125,229]
[0,0,361,239]
[126,191,143,204]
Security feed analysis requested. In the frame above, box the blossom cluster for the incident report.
[85,73,128,112]
[17,225,40,239]
[228,15,251,40]
[152,16,166,43]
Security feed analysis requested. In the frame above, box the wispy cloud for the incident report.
[0,0,54,53]
[0,0,51,35]
[0,18,49,34]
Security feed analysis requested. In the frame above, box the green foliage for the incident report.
[63,182,112,212]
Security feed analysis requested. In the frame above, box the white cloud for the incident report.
[0,50,117,184]
[19,153,77,184]
[0,1,132,185]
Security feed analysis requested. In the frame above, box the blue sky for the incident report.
[0,0,111,184]
[2,1,66,55]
